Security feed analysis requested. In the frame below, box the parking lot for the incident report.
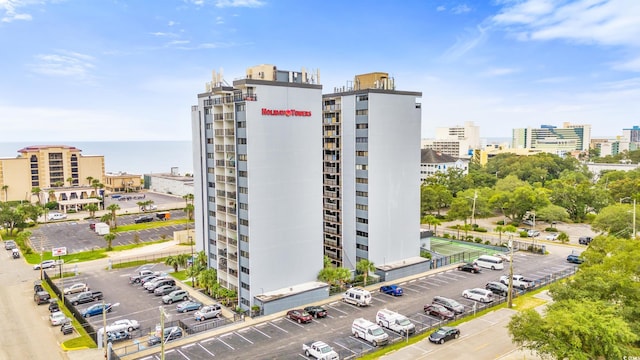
[131,250,580,360]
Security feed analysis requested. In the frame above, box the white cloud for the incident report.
[492,0,640,47]
[28,50,96,80]
[216,16,224,24]
[441,25,488,60]
[480,67,519,76]
[436,5,446,12]
[534,76,572,83]
[452,4,471,14]
[613,56,640,72]
[215,0,265,8]
[0,0,35,22]
[168,20,177,26]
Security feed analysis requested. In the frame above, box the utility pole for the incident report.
[471,190,478,226]
[507,238,514,308]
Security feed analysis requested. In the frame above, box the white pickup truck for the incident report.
[302,341,339,360]
[499,274,534,290]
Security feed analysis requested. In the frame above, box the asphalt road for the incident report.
[129,244,581,360]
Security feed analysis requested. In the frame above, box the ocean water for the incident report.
[0,141,194,175]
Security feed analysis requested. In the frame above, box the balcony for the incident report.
[225,129,235,136]
[225,145,235,152]
[228,222,237,231]
[324,178,338,186]
[324,190,338,198]
[214,145,225,152]
[324,202,338,210]
[228,237,238,246]
[324,226,339,235]
[227,191,237,199]
[217,205,227,213]
[324,237,339,247]
[214,129,224,136]
[214,114,224,121]
[325,249,339,260]
[224,112,234,121]
[228,252,238,261]
[215,160,225,167]
[226,161,236,167]
[323,167,338,174]
[226,176,236,184]
[218,249,227,257]
[324,214,338,222]
[217,190,226,197]
[323,104,341,111]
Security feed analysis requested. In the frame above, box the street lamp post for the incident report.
[471,190,478,226]
[507,238,514,308]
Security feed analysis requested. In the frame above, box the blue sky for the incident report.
[1,0,639,142]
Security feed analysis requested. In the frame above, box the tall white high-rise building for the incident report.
[322,72,424,272]
[191,65,324,313]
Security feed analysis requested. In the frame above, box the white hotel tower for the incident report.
[191,65,324,313]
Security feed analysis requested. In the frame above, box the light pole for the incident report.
[507,237,514,308]
[101,302,120,359]
[159,306,170,360]
[471,190,478,226]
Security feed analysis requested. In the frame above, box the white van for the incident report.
[376,309,415,336]
[343,287,371,307]
[48,212,67,221]
[474,255,504,270]
[351,318,388,346]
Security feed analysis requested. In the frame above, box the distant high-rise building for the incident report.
[422,121,480,158]
[512,122,591,154]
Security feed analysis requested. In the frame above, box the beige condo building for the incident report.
[0,145,105,209]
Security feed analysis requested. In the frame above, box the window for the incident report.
[208,196,215,202]
[356,137,368,143]
[355,109,368,116]
[208,210,216,216]
[240,250,250,259]
[236,104,246,112]
[238,154,247,161]
[356,178,368,184]
[239,187,248,194]
[240,203,248,210]
[356,124,368,129]
[237,121,246,128]
[356,217,368,224]
[356,151,368,157]
[356,204,368,211]
[240,219,249,226]
[241,266,250,275]
[237,138,247,145]
[241,282,250,290]
[238,170,247,178]
[207,167,215,174]
[208,182,215,188]
[240,298,250,307]
[356,191,368,197]
[357,95,368,101]
[240,234,249,242]
[356,230,368,237]
[356,243,369,251]
[209,225,215,231]
[207,138,214,144]
[207,152,214,159]
[356,164,368,170]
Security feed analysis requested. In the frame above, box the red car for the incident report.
[424,304,455,320]
[286,309,313,324]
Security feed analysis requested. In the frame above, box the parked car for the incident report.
[49,311,70,326]
[162,290,189,304]
[527,230,540,237]
[579,236,593,245]
[48,212,67,221]
[286,309,313,324]
[429,326,460,344]
[500,274,535,290]
[567,254,584,264]
[139,274,160,285]
[147,326,182,346]
[81,303,112,318]
[89,223,96,230]
[493,253,511,262]
[4,240,17,250]
[108,319,140,333]
[154,285,178,296]
[63,283,89,295]
[107,330,131,343]
[304,305,328,318]
[462,288,494,303]
[134,215,154,224]
[432,296,465,314]
[379,285,403,296]
[48,299,60,313]
[423,304,454,320]
[485,281,510,297]
[176,300,202,313]
[545,233,559,240]
[34,291,51,304]
[194,304,222,321]
[69,291,103,306]
[33,260,56,270]
[12,248,20,259]
[457,262,481,273]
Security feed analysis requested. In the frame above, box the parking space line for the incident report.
[332,341,357,354]
[402,286,420,293]
[297,354,307,359]
[234,331,254,344]
[268,321,289,333]
[284,318,306,328]
[326,305,348,315]
[197,343,216,357]
[429,277,449,284]
[218,335,235,350]
[252,325,272,338]
[372,296,387,303]
[201,337,217,344]
[182,344,195,349]
[176,349,190,359]
[351,335,375,347]
[410,283,431,290]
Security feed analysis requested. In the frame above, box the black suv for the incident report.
[578,236,593,245]
[134,215,154,224]
[485,281,509,296]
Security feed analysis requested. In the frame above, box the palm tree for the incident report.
[47,189,55,203]
[356,259,376,286]
[86,176,94,186]
[91,179,101,197]
[198,268,217,295]
[185,203,195,221]
[1,185,8,202]
[31,187,42,205]
[335,267,352,290]
[165,256,180,272]
[176,253,190,270]
[183,193,194,207]
[66,177,74,187]
[54,181,64,188]
[196,251,208,268]
[85,203,99,218]
[104,232,116,251]
[106,203,120,229]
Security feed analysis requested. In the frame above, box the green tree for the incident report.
[165,255,180,272]
[66,177,74,187]
[86,176,94,186]
[106,203,120,229]
[420,184,452,216]
[356,259,376,286]
[85,203,99,218]
[100,213,112,225]
[591,203,636,238]
[557,231,569,244]
[422,215,442,233]
[198,268,217,295]
[185,203,195,221]
[534,204,569,224]
[176,253,190,270]
[1,184,8,202]
[0,203,26,235]
[30,187,42,205]
[104,232,116,251]
[196,251,208,268]
[19,203,43,223]
[447,197,472,224]
[183,193,194,207]
[335,267,352,289]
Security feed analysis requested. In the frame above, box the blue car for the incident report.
[380,285,403,296]
[176,300,202,313]
[82,303,112,318]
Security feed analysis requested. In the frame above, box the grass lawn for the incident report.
[113,219,193,233]
[25,239,170,265]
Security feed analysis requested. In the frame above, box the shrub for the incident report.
[443,233,450,239]
[474,237,482,243]
[496,220,506,225]
[465,235,474,242]
[484,240,491,245]
[420,250,432,259]
[67,209,76,214]
[475,227,488,233]
[545,227,557,232]
[519,231,529,238]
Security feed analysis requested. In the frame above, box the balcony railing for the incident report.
[323,104,341,111]
[324,226,339,235]
[323,167,338,174]
[324,214,338,222]
[324,203,338,210]
[325,190,338,198]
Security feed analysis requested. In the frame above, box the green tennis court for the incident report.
[429,237,498,256]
